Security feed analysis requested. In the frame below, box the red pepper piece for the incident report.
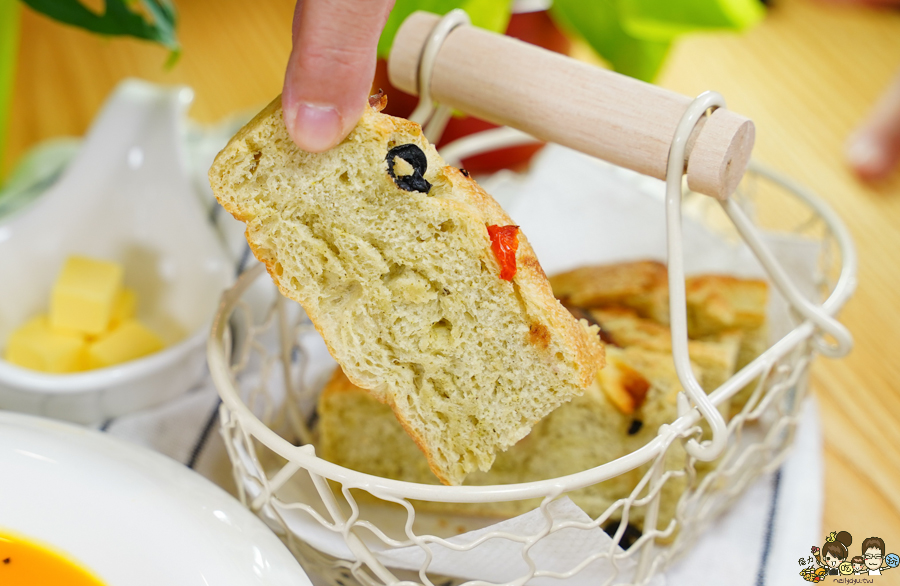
[486,224,520,281]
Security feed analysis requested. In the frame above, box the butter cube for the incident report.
[5,315,88,373]
[50,256,124,335]
[110,288,137,326]
[87,320,164,369]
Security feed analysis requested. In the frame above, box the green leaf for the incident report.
[20,0,179,52]
[163,46,181,69]
[619,0,764,41]
[550,0,670,82]
[377,0,511,60]
[133,0,178,46]
[460,0,511,37]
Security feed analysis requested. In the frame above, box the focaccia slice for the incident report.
[209,97,604,485]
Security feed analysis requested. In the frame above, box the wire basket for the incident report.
[206,12,856,586]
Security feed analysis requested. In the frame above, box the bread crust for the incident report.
[441,165,603,391]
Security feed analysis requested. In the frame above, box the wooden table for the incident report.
[6,0,900,550]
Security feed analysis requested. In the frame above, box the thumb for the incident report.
[846,68,900,182]
[283,0,394,153]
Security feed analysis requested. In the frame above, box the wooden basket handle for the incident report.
[388,11,755,200]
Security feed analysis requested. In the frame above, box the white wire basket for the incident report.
[206,12,856,586]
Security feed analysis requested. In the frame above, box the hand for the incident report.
[282,0,396,153]
[845,64,900,182]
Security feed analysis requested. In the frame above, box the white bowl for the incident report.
[0,410,312,586]
[0,80,233,423]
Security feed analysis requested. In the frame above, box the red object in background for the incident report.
[486,224,520,281]
[374,10,570,173]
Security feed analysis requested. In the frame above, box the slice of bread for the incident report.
[209,97,604,485]
[316,344,705,529]
[317,352,648,492]
[684,275,768,337]
[315,263,765,531]
[553,262,769,413]
[589,306,742,392]
[684,275,768,413]
[551,260,670,324]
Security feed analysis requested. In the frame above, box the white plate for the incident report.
[0,411,311,586]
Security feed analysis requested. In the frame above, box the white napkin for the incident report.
[377,497,658,586]
[78,134,825,585]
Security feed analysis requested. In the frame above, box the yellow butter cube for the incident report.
[50,256,124,335]
[11,315,46,336]
[5,315,88,373]
[110,288,137,326]
[87,320,164,369]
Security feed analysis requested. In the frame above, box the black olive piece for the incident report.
[627,419,643,435]
[386,144,431,193]
[602,520,643,550]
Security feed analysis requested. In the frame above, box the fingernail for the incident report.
[845,134,888,174]
[286,103,343,153]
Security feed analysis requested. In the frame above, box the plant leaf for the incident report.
[619,0,764,41]
[550,0,670,82]
[20,0,179,52]
[460,0,511,37]
[377,0,511,60]
[135,0,179,47]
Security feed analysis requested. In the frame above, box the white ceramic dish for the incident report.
[0,411,311,586]
[0,80,233,423]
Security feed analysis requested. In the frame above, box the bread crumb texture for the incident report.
[209,98,603,485]
[316,262,769,528]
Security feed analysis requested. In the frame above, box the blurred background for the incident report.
[2,0,899,548]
